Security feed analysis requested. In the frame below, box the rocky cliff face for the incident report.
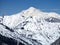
[0,7,60,45]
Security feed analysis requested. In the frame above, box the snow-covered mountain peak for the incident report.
[21,7,60,18]
[0,7,60,28]
[22,7,42,16]
[27,7,36,11]
[0,7,60,45]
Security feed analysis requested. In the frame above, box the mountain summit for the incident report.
[21,7,60,18]
[27,7,37,11]
[21,7,41,16]
[0,7,60,45]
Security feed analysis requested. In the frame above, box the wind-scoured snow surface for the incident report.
[0,7,60,45]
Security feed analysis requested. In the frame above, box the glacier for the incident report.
[0,7,60,45]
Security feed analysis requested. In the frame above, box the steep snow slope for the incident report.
[0,7,60,45]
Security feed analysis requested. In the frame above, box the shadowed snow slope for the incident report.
[0,7,60,45]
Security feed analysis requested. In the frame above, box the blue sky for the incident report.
[0,0,60,15]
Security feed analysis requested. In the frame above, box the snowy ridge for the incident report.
[0,7,60,45]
